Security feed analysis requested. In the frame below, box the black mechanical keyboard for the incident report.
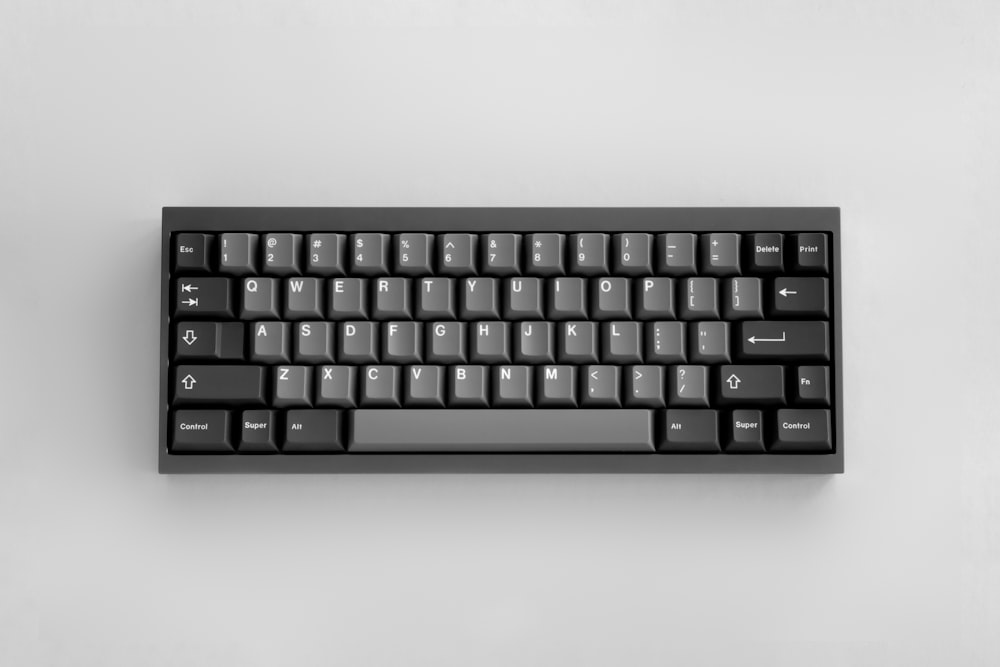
[159,208,842,473]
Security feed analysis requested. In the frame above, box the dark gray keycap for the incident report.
[174,322,243,361]
[750,233,783,272]
[723,277,763,320]
[361,365,401,407]
[307,233,346,276]
[701,233,740,276]
[316,366,357,407]
[796,366,830,405]
[241,277,279,319]
[174,233,212,272]
[373,277,412,320]
[350,233,390,276]
[794,233,828,273]
[417,277,455,320]
[771,409,832,452]
[427,322,466,363]
[460,278,500,319]
[251,322,290,363]
[483,233,521,276]
[285,277,323,320]
[219,233,258,275]
[679,277,718,320]
[338,322,379,363]
[449,365,489,407]
[171,410,232,453]
[294,322,334,363]
[625,365,665,408]
[657,233,697,275]
[559,322,598,363]
[601,322,642,363]
[660,410,721,453]
[239,410,278,453]
[263,233,302,275]
[635,278,675,320]
[645,322,686,363]
[581,365,620,407]
[404,365,445,407]
[329,278,368,320]
[349,409,655,452]
[395,233,433,275]
[690,321,730,364]
[274,365,313,407]
[536,365,576,407]
[547,277,587,320]
[516,322,554,363]
[718,365,785,404]
[668,365,709,407]
[439,234,477,275]
[613,233,652,275]
[526,233,565,276]
[283,410,345,453]
[740,321,829,360]
[383,322,422,364]
[493,366,533,407]
[569,233,609,275]
[772,277,828,317]
[173,365,266,406]
[592,277,631,320]
[175,277,233,318]
[727,410,765,453]
[504,278,543,320]
[471,322,511,364]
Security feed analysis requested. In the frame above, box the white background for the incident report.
[2,1,998,665]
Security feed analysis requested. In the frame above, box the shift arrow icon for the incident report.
[726,374,741,390]
[181,374,197,390]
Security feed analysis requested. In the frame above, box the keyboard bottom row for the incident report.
[170,408,832,454]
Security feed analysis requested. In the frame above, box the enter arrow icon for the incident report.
[181,374,197,390]
[726,374,741,390]
[778,288,797,297]
[747,332,786,344]
[182,330,198,346]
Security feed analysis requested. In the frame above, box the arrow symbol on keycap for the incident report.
[778,288,797,297]
[182,330,198,345]
[747,332,786,344]
[181,374,197,390]
[180,284,199,293]
[445,241,455,249]
[726,374,741,390]
[183,298,199,306]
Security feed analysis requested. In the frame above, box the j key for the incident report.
[547,278,587,320]
[690,321,730,364]
[771,409,832,452]
[625,365,665,408]
[174,277,233,318]
[727,410,765,453]
[449,366,489,407]
[307,234,347,276]
[581,365,621,407]
[219,233,258,275]
[613,233,652,275]
[283,410,345,453]
[395,233,434,275]
[239,410,278,453]
[678,277,718,320]
[701,233,740,276]
[492,365,533,407]
[351,233,390,276]
[263,233,302,275]
[569,233,609,275]
[717,365,785,404]
[242,277,279,319]
[417,277,455,320]
[173,365,266,406]
[750,233,783,272]
[174,322,244,360]
[796,366,830,405]
[316,366,357,408]
[794,233,828,273]
[405,365,446,407]
[660,410,721,453]
[294,322,335,363]
[361,366,401,407]
[526,234,565,276]
[772,277,829,317]
[329,278,369,320]
[461,278,500,320]
[251,322,290,363]
[483,233,521,276]
[439,234,478,275]
[174,233,213,273]
[635,278,675,320]
[505,278,544,320]
[372,278,412,320]
[592,278,631,320]
[171,410,232,453]
[558,322,598,363]
[645,322,686,363]
[740,321,830,360]
[285,277,323,320]
[273,365,313,407]
[536,366,576,407]
[516,322,554,363]
[668,365,709,407]
[723,277,763,320]
[657,233,697,276]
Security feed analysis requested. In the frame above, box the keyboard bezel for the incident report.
[159,207,843,473]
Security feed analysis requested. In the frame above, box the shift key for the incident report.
[173,365,267,405]
[739,321,829,360]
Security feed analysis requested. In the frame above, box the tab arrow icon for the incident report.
[778,288,797,297]
[181,374,197,390]
[183,298,198,306]
[180,284,199,293]
[182,330,198,345]
[726,374,741,390]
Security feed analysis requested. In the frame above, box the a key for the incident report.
[404,365,445,407]
[460,278,500,320]
[547,277,587,320]
[471,322,511,364]
[536,366,576,407]
[382,322,422,364]
[526,234,565,276]
[723,277,763,320]
[796,366,830,405]
[307,233,346,276]
[372,277,412,320]
[660,410,721,453]
[175,277,233,318]
[635,278,675,320]
[656,233,697,275]
[701,233,740,276]
[483,234,521,276]
[350,233,390,276]
[516,322,554,363]
[645,322,686,364]
[263,233,302,275]
[601,322,642,363]
[740,321,829,360]
[504,278,544,320]
[294,322,335,363]
[251,322,290,363]
[172,365,266,406]
[439,234,478,275]
[592,278,631,320]
[794,233,828,273]
[417,277,455,320]
[690,321,730,364]
[316,366,357,407]
[449,365,489,407]
[219,233,258,275]
[238,410,278,453]
[174,322,244,361]
[581,365,621,407]
[726,410,765,453]
[613,233,652,275]
[772,277,828,317]
[328,278,369,320]
[771,409,832,452]
[283,410,345,453]
[427,322,466,364]
[361,365,401,407]
[174,233,213,273]
[625,365,665,408]
[274,365,313,407]
[750,233,783,272]
[284,277,323,320]
[558,322,598,363]
[717,365,785,404]
[171,410,232,453]
[338,322,379,363]
[240,277,279,320]
[395,233,434,275]
[678,277,718,320]
[569,233,609,275]
[668,365,709,407]
[492,366,533,407]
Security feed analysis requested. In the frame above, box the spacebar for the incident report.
[348,409,655,453]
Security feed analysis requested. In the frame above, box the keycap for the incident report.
[348,410,655,452]
[405,365,446,407]
[439,234,477,275]
[307,234,346,276]
[263,233,303,275]
[417,277,456,320]
[427,322,466,364]
[171,410,232,453]
[316,366,357,407]
[175,277,233,318]
[471,322,511,364]
[274,365,313,407]
[174,233,213,272]
[668,365,709,406]
[483,234,521,276]
[383,322,422,363]
[361,365,401,407]
[395,233,433,275]
[174,322,244,360]
[613,233,652,275]
[701,233,740,276]
[251,322,290,363]
[284,277,323,320]
[678,277,717,319]
[646,321,686,363]
[461,278,500,319]
[727,410,765,453]
[796,366,830,405]
[635,278,675,320]
[592,278,631,320]
[547,277,587,320]
[690,322,730,364]
[283,410,345,453]
[536,366,576,407]
[338,322,378,363]
[241,277,279,320]
[294,322,335,363]
[601,322,642,363]
[173,366,266,406]
[516,322,554,363]
[449,365,489,407]
[772,277,828,317]
[559,322,598,363]
[723,277,763,320]
[771,409,832,452]
[625,365,665,408]
[794,233,828,273]
[660,410,721,453]
[526,234,565,276]
[493,366,533,407]
[329,278,368,320]
[581,365,621,407]
[739,321,829,360]
[569,233,609,275]
[219,233,258,275]
[750,233,783,272]
[505,278,544,320]
[717,365,785,404]
[239,410,278,453]
[372,278,412,320]
[657,233,696,275]
[350,233,390,276]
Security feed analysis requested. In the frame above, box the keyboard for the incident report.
[159,207,842,473]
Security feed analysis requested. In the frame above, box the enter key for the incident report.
[739,321,829,360]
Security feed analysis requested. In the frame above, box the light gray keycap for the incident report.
[483,234,521,276]
[338,322,378,363]
[295,322,334,363]
[558,322,598,363]
[316,365,356,407]
[350,233,390,276]
[382,322,422,364]
[569,233,609,275]
[427,322,466,363]
[516,322,554,363]
[263,233,302,275]
[274,365,312,407]
[470,322,510,364]
[395,233,433,275]
[242,277,279,319]
[219,233,258,275]
[613,233,652,275]
[307,233,346,276]
[526,234,565,276]
[581,365,620,407]
[439,234,477,275]
[460,278,499,319]
[328,278,368,320]
[492,366,533,407]
[601,322,642,363]
[404,365,445,407]
[536,365,576,407]
[547,277,587,320]
[724,277,763,319]
[668,365,709,407]
[285,277,323,320]
[691,321,730,364]
[417,277,455,320]
[701,233,741,276]
[646,322,686,363]
[373,277,412,320]
[449,365,489,407]
[679,277,718,320]
[657,233,697,275]
[504,277,543,320]
[361,365,401,407]
[625,365,665,408]
[251,321,290,363]
[636,277,675,320]
[592,278,631,320]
